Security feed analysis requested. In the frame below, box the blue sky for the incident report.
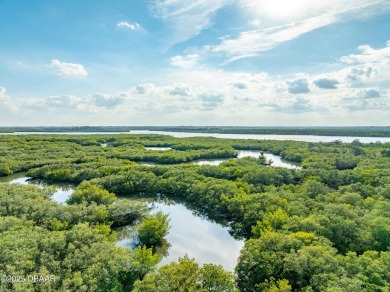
[1,0,390,126]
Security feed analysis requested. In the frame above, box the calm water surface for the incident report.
[194,150,300,169]
[1,174,244,271]
[2,131,389,143]
[116,199,244,271]
[129,130,390,143]
[0,174,74,204]
[145,147,172,151]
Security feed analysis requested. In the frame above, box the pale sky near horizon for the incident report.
[1,0,390,126]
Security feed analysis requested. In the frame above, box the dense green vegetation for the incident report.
[0,183,155,291]
[132,255,238,292]
[1,125,390,137]
[137,211,170,248]
[1,133,390,291]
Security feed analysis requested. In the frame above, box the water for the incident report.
[116,199,244,271]
[12,132,129,135]
[2,130,389,143]
[129,130,390,143]
[0,174,74,204]
[1,174,244,271]
[137,147,299,168]
[50,188,74,204]
[0,173,31,184]
[194,159,228,166]
[145,147,172,151]
[194,150,300,169]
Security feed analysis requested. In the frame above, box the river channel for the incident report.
[194,149,300,168]
[0,148,298,271]
[0,173,244,271]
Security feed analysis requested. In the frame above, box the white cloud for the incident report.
[170,54,199,68]
[340,41,390,65]
[117,21,141,30]
[258,96,328,114]
[338,41,390,83]
[21,92,126,113]
[49,59,88,76]
[353,88,382,99]
[210,0,390,63]
[91,93,125,108]
[211,14,336,63]
[168,84,193,96]
[313,78,339,89]
[302,41,390,90]
[3,40,390,126]
[134,83,156,95]
[0,87,19,112]
[239,0,378,24]
[149,0,226,48]
[198,93,225,110]
[286,79,310,94]
[341,97,389,111]
[231,82,247,89]
[0,87,5,97]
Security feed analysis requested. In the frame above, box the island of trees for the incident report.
[0,133,389,291]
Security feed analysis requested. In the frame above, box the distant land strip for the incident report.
[1,126,390,137]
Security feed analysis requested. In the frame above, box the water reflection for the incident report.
[145,147,172,151]
[194,159,227,166]
[129,130,390,143]
[238,150,300,169]
[2,174,244,271]
[0,174,74,204]
[115,199,244,271]
[194,150,300,169]
[50,187,74,204]
[0,173,30,184]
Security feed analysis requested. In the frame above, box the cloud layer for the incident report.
[117,21,141,30]
[49,59,88,76]
[150,0,226,48]
[1,1,390,126]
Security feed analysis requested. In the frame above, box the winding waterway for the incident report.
[3,131,387,272]
[0,173,74,203]
[0,174,243,271]
[0,148,298,271]
[194,150,300,168]
[116,198,244,271]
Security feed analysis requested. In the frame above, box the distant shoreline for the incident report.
[1,126,390,137]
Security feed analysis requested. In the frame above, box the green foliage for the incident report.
[2,134,390,291]
[67,181,116,205]
[0,165,13,176]
[236,231,335,291]
[137,211,170,248]
[108,200,149,227]
[0,216,134,291]
[132,255,238,292]
[371,217,390,251]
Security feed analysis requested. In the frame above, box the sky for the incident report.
[1,0,390,126]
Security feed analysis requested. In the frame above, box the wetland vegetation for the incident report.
[1,133,390,291]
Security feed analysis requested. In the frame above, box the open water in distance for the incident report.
[129,130,390,143]
[2,131,389,143]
